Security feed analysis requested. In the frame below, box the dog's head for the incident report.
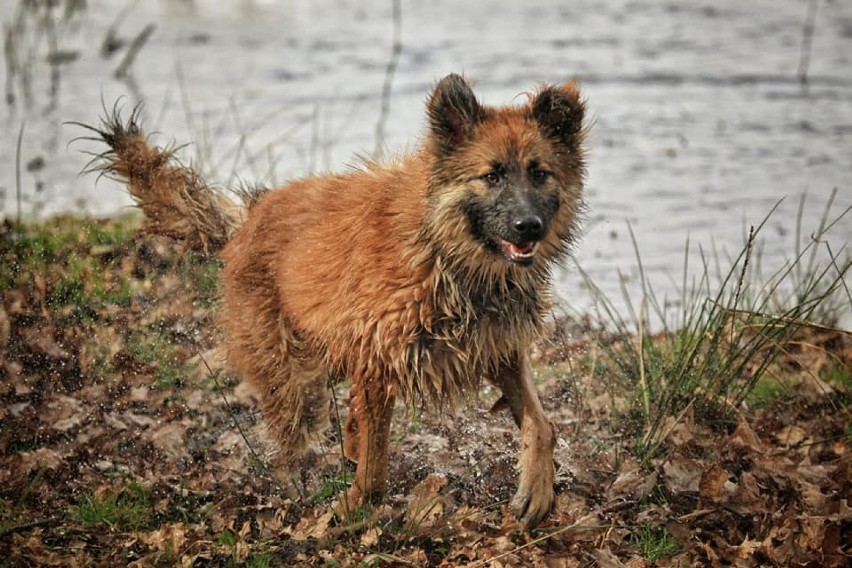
[424,74,586,275]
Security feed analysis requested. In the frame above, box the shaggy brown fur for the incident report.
[88,74,587,528]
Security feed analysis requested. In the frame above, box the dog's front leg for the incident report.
[491,352,556,528]
[339,374,395,516]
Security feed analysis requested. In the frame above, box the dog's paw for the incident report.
[509,465,555,529]
[333,486,366,523]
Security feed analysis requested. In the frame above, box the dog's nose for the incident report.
[513,215,544,240]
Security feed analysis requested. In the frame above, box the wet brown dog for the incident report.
[88,74,586,528]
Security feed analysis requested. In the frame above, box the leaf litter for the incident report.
[0,216,850,566]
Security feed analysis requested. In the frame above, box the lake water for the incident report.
[2,0,850,327]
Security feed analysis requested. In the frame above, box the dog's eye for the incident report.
[530,168,550,184]
[482,172,501,186]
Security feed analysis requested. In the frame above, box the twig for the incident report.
[43,1,60,111]
[3,22,16,105]
[637,296,650,421]
[373,0,402,159]
[798,0,819,86]
[731,225,755,345]
[0,516,57,539]
[15,120,25,225]
[308,104,320,176]
[114,23,155,80]
[465,522,608,568]
[101,0,138,58]
[768,433,848,456]
[199,354,299,499]
[710,303,851,337]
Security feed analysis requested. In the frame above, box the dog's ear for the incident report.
[428,73,483,156]
[531,80,584,146]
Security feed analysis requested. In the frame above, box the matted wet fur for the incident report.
[86,74,587,528]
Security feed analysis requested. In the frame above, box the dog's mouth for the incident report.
[493,236,539,265]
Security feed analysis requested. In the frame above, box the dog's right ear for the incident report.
[427,73,483,156]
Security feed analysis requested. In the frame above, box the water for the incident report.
[2,0,850,326]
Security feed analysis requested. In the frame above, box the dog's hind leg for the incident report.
[490,352,556,528]
[338,373,396,516]
[257,355,332,471]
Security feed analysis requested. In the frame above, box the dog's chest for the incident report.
[394,275,544,403]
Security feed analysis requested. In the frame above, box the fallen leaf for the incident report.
[148,421,190,459]
[775,425,807,447]
[699,464,729,502]
[284,509,334,541]
[591,547,627,568]
[139,523,187,553]
[360,526,382,547]
[662,457,702,494]
[726,471,763,515]
[407,473,448,531]
[607,467,657,501]
[735,536,761,560]
[44,395,84,432]
[0,305,9,349]
[727,420,763,453]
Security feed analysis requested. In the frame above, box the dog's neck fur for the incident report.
[390,233,551,405]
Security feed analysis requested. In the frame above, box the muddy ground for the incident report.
[0,217,850,566]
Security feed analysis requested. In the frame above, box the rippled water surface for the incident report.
[2,0,850,324]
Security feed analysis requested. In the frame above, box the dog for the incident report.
[88,73,586,528]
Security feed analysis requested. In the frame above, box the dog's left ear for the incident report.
[531,81,584,146]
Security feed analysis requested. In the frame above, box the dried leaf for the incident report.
[283,509,334,541]
[591,547,627,568]
[0,305,9,350]
[727,420,763,453]
[699,464,729,502]
[407,473,448,531]
[662,457,702,494]
[149,421,190,459]
[360,526,382,547]
[139,523,187,553]
[775,425,807,447]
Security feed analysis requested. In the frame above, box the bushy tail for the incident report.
[80,104,244,255]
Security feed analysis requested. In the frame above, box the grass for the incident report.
[824,362,852,389]
[72,482,153,531]
[633,525,683,561]
[193,257,222,309]
[578,192,850,463]
[746,376,788,408]
[308,475,352,507]
[0,215,140,315]
[123,328,194,389]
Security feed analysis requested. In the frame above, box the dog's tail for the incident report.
[80,105,245,255]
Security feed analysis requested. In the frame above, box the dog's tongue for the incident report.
[506,242,535,256]
[499,239,538,261]
[509,243,535,255]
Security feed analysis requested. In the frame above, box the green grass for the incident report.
[245,553,275,568]
[216,529,276,567]
[746,377,788,408]
[192,257,222,309]
[824,363,852,389]
[72,482,153,531]
[578,192,851,463]
[307,475,351,506]
[1,215,140,315]
[633,525,683,561]
[2,215,138,271]
[49,252,134,314]
[159,486,213,525]
[123,329,193,390]
[218,529,239,546]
